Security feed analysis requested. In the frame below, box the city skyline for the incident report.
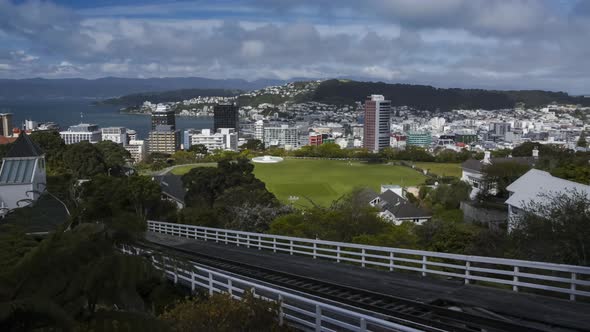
[0,0,590,94]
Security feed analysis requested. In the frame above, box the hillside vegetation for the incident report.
[310,79,590,110]
[100,88,242,106]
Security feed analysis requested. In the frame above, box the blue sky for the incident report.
[1,0,589,93]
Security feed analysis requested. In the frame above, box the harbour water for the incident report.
[0,99,213,139]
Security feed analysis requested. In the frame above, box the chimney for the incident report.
[532,147,539,159]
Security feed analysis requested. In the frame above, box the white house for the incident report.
[362,186,432,225]
[461,149,538,199]
[0,133,46,214]
[505,169,590,232]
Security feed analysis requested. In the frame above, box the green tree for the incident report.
[479,162,531,198]
[510,190,590,265]
[241,139,264,151]
[577,131,588,148]
[96,140,131,175]
[63,142,107,178]
[188,144,208,155]
[29,131,67,173]
[159,291,285,332]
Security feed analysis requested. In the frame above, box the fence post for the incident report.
[422,256,427,277]
[247,234,251,248]
[360,317,367,332]
[225,232,229,245]
[337,246,341,263]
[465,261,471,284]
[389,252,394,272]
[290,240,293,255]
[361,249,366,267]
[278,294,284,326]
[236,234,240,247]
[191,271,196,291]
[273,238,277,253]
[570,272,577,301]
[313,242,317,259]
[258,236,262,250]
[513,266,519,292]
[208,272,213,296]
[315,305,322,332]
[215,230,219,243]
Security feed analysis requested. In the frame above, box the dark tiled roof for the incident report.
[153,174,186,203]
[5,133,43,158]
[461,157,536,173]
[379,190,431,219]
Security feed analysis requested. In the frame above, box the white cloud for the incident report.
[240,40,265,57]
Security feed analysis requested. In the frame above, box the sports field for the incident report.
[412,162,462,178]
[252,159,427,207]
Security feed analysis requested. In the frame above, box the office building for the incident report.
[309,132,323,146]
[185,128,238,152]
[126,129,137,142]
[491,122,511,136]
[363,95,391,152]
[255,120,264,141]
[407,131,432,147]
[151,104,176,130]
[0,113,13,137]
[101,127,127,146]
[148,125,180,154]
[60,123,101,145]
[125,140,147,163]
[264,125,299,149]
[214,103,239,133]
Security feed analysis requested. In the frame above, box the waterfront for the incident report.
[0,99,213,139]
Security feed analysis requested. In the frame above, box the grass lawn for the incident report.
[253,159,427,207]
[170,163,217,175]
[412,162,462,178]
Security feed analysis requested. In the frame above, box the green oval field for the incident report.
[252,159,428,207]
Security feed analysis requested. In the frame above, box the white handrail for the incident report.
[147,220,590,301]
[121,245,423,332]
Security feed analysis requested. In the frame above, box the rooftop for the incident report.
[5,132,43,158]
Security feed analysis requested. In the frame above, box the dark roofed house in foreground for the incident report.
[363,185,432,225]
[0,132,46,215]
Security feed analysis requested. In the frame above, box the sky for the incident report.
[0,0,589,94]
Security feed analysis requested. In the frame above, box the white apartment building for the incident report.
[263,125,299,149]
[101,127,127,146]
[187,128,238,152]
[125,140,146,163]
[60,123,101,145]
[255,120,264,141]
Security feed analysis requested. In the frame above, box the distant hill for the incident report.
[100,88,242,106]
[0,77,286,99]
[310,80,590,110]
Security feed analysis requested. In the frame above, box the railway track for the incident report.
[136,240,581,332]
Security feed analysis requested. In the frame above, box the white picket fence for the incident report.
[148,220,590,301]
[121,245,423,332]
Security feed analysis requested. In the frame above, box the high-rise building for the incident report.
[264,125,299,149]
[254,120,264,141]
[0,113,13,137]
[101,127,127,146]
[60,123,102,145]
[148,125,180,155]
[151,104,176,130]
[213,103,239,133]
[185,128,238,152]
[407,131,432,147]
[125,140,147,163]
[363,95,391,152]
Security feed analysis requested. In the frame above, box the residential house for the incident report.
[361,186,432,225]
[461,149,538,199]
[505,169,590,232]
